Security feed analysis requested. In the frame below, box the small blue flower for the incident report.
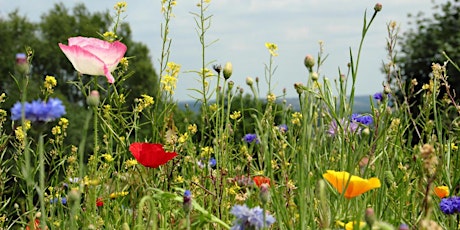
[278,124,288,133]
[61,197,67,205]
[11,98,65,122]
[373,92,383,101]
[230,204,275,230]
[183,190,192,213]
[351,114,373,126]
[208,157,217,168]
[440,196,460,215]
[243,133,259,144]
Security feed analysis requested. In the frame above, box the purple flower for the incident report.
[351,114,373,126]
[327,119,360,137]
[230,204,275,230]
[278,124,288,133]
[373,92,383,101]
[440,196,460,215]
[11,98,66,122]
[243,133,259,144]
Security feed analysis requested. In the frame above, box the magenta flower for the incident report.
[59,37,127,83]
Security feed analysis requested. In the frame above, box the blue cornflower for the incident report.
[243,134,259,144]
[230,204,275,230]
[208,157,217,168]
[11,98,65,122]
[183,190,192,214]
[440,196,460,215]
[278,124,288,133]
[373,92,383,101]
[351,114,373,126]
[50,197,67,205]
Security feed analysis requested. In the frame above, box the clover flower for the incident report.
[11,98,66,122]
[230,204,275,230]
[243,133,259,144]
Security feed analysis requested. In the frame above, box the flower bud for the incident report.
[183,190,192,214]
[311,72,319,81]
[213,64,222,74]
[384,85,391,95]
[223,62,232,80]
[365,207,376,228]
[304,55,315,70]
[246,77,254,86]
[259,183,270,205]
[87,90,100,107]
[374,3,382,12]
[122,222,130,230]
[228,81,234,90]
[294,83,304,95]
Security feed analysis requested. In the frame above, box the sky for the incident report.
[0,0,445,101]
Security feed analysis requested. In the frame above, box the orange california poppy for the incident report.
[253,176,271,187]
[323,170,381,199]
[434,186,449,199]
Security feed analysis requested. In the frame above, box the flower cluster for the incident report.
[11,98,66,122]
[265,42,278,57]
[230,204,275,230]
[440,196,460,215]
[161,62,181,95]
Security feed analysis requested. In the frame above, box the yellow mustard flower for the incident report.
[178,132,189,143]
[434,186,449,199]
[125,159,138,168]
[230,111,241,120]
[265,42,278,57]
[336,221,366,230]
[102,153,114,162]
[188,124,198,134]
[110,191,129,199]
[323,170,381,199]
[44,75,57,94]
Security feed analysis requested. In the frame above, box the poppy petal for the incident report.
[129,142,177,168]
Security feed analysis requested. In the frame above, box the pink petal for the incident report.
[59,43,106,76]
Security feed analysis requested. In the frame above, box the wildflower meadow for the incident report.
[2,1,460,229]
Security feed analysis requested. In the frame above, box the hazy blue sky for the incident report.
[0,0,445,101]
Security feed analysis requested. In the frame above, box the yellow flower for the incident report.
[102,153,114,162]
[114,1,127,12]
[323,170,381,199]
[161,62,181,95]
[265,42,278,56]
[434,186,449,199]
[336,221,366,230]
[230,111,241,120]
[291,112,302,126]
[44,75,57,94]
[110,191,129,199]
[125,159,138,168]
[200,146,214,158]
[175,175,184,183]
[188,124,198,134]
[178,132,189,143]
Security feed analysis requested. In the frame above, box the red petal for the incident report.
[129,142,177,168]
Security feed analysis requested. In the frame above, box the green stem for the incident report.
[38,133,46,229]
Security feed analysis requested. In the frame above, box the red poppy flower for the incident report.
[129,142,178,168]
[25,219,41,230]
[253,176,271,187]
[96,197,104,207]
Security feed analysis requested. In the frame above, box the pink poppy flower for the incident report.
[59,37,127,83]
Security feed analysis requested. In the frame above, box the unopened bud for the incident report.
[122,222,130,230]
[374,3,382,12]
[365,207,376,228]
[304,55,315,71]
[87,90,100,107]
[223,62,232,80]
[398,224,409,230]
[183,190,192,214]
[246,77,254,86]
[213,64,222,74]
[228,81,234,90]
[311,72,319,81]
[259,183,270,205]
[294,83,304,95]
[384,85,391,95]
